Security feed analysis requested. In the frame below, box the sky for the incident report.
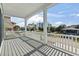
[11,3,79,27]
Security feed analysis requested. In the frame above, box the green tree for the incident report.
[55,24,66,33]
[13,25,20,31]
[50,26,56,32]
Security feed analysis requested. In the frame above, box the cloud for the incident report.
[55,21,64,25]
[51,21,64,27]
[75,14,79,16]
[47,13,65,17]
[70,13,79,17]
[27,14,43,24]
[16,22,24,27]
[58,11,65,14]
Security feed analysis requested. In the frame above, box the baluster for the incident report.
[55,35,57,46]
[55,35,57,47]
[75,37,77,54]
[60,35,61,48]
[57,35,59,47]
[71,36,73,52]
[65,36,66,50]
[54,35,56,46]
[61,36,63,49]
[68,36,70,51]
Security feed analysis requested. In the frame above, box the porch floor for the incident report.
[0,35,72,56]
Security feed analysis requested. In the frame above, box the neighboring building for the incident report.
[37,22,52,29]
[4,16,16,31]
[27,23,36,31]
[37,22,43,29]
[62,27,79,35]
[67,25,79,28]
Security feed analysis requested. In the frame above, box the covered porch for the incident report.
[0,3,79,56]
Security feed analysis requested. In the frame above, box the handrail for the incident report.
[5,31,79,55]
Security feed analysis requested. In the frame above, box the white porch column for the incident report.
[0,3,6,40]
[25,19,27,32]
[43,9,48,44]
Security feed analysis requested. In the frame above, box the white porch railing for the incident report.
[47,33,79,55]
[24,31,79,55]
[5,31,79,55]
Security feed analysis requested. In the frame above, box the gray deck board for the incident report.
[11,40,19,56]
[17,39,29,54]
[48,49,55,56]
[58,52,63,56]
[1,41,5,56]
[51,50,57,56]
[8,40,16,56]
[7,40,12,56]
[46,48,52,55]
[13,39,24,56]
[5,41,8,56]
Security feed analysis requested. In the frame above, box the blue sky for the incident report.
[11,3,79,27]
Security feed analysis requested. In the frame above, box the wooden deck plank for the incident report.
[32,53,36,56]
[40,46,47,52]
[15,39,26,56]
[46,48,52,55]
[51,50,57,56]
[41,46,48,52]
[21,40,34,52]
[1,41,5,56]
[39,46,46,52]
[33,51,43,56]
[62,53,66,56]
[13,39,24,56]
[7,40,13,56]
[39,46,46,51]
[33,52,39,56]
[27,40,42,48]
[4,41,8,56]
[43,46,50,54]
[35,51,43,56]
[20,39,34,50]
[9,40,14,56]
[54,50,59,56]
[58,52,63,56]
[65,54,69,56]
[19,39,34,54]
[44,47,51,54]
[20,41,31,53]
[17,39,29,54]
[48,49,55,56]
[12,40,20,56]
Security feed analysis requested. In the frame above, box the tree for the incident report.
[55,24,66,33]
[13,25,20,31]
[20,27,25,31]
[50,26,56,32]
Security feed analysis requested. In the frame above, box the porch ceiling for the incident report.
[0,3,55,19]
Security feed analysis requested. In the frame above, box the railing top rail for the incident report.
[6,31,79,38]
[48,33,79,38]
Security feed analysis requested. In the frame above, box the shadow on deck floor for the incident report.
[0,35,72,56]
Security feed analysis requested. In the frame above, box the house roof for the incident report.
[62,27,79,31]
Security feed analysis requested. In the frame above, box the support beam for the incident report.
[25,19,27,32]
[43,9,48,44]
